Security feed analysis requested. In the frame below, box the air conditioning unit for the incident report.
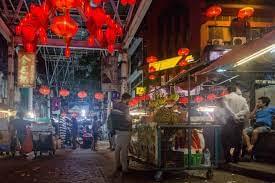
[232,37,247,45]
[211,39,224,46]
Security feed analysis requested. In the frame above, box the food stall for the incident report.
[0,103,16,154]
[129,66,223,181]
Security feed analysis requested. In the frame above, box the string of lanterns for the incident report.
[15,0,128,57]
[38,86,104,100]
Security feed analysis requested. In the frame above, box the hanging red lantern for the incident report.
[65,47,70,58]
[178,60,188,67]
[50,15,79,38]
[15,26,22,35]
[88,35,95,46]
[25,42,35,53]
[121,0,128,6]
[96,29,104,43]
[146,56,158,63]
[128,0,136,5]
[50,0,81,10]
[149,74,156,80]
[59,89,70,97]
[207,93,217,101]
[238,7,254,19]
[39,85,51,96]
[91,8,107,27]
[107,44,115,54]
[206,5,222,18]
[179,97,189,105]
[93,0,102,5]
[149,66,156,73]
[194,96,204,103]
[78,91,87,99]
[178,48,190,56]
[94,92,104,100]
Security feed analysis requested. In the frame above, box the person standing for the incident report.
[91,116,100,151]
[111,93,132,174]
[222,85,249,163]
[71,117,78,149]
[10,112,30,156]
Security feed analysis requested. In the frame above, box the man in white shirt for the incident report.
[221,85,249,163]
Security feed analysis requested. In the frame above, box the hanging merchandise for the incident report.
[39,85,51,96]
[206,5,222,18]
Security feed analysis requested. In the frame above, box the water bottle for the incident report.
[204,148,211,166]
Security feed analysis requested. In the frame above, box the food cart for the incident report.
[129,67,222,181]
[0,103,16,155]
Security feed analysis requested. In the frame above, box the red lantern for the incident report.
[94,92,104,100]
[178,60,188,67]
[78,91,87,99]
[105,28,116,44]
[194,96,204,103]
[91,8,106,27]
[65,47,70,58]
[206,5,222,18]
[128,0,136,5]
[88,35,95,46]
[93,0,102,5]
[25,42,35,53]
[121,0,128,6]
[149,74,156,80]
[59,89,70,97]
[238,7,254,19]
[50,15,79,38]
[108,44,115,54]
[146,56,158,63]
[96,29,104,43]
[39,86,51,96]
[178,48,190,56]
[207,93,217,101]
[149,66,156,73]
[50,0,81,10]
[179,97,189,105]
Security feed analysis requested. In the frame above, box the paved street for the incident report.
[0,143,266,183]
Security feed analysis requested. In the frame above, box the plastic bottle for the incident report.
[204,148,211,166]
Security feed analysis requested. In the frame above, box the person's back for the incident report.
[112,102,131,131]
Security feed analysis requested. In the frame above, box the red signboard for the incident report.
[17,51,36,88]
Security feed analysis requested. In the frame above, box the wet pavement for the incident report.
[0,143,265,183]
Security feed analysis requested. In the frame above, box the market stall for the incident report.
[128,65,223,181]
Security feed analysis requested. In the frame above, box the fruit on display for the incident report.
[154,107,180,124]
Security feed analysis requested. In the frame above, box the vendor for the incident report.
[10,112,30,156]
[243,96,275,153]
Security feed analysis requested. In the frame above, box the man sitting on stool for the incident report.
[243,96,275,153]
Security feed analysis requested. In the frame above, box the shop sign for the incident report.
[17,51,36,88]
[149,56,182,72]
[255,80,275,85]
[136,87,146,96]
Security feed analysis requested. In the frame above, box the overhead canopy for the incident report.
[196,30,275,75]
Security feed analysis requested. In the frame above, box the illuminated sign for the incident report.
[17,51,36,88]
[136,87,146,96]
[148,56,182,72]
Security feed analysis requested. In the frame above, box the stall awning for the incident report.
[196,30,275,75]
